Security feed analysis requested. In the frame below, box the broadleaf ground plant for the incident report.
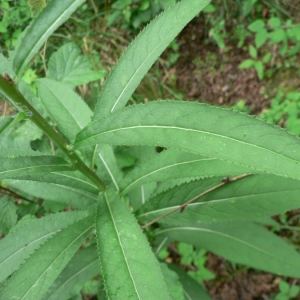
[0,0,300,299]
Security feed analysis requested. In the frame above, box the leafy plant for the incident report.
[1,0,300,299]
[239,16,300,79]
[273,280,300,300]
[260,89,300,135]
[106,0,178,29]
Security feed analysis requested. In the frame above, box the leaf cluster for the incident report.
[0,0,300,299]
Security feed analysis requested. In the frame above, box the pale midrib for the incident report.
[42,85,83,131]
[122,158,215,194]
[18,0,83,75]
[54,184,98,200]
[79,125,298,165]
[110,42,163,113]
[138,191,293,218]
[51,259,98,297]
[0,231,59,268]
[51,172,98,189]
[105,192,140,298]
[20,224,94,300]
[156,227,289,264]
[98,152,119,191]
[0,164,70,175]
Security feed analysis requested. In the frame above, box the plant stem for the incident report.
[141,174,250,229]
[0,186,35,203]
[0,74,106,192]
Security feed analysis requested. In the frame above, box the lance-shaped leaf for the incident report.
[120,149,253,195]
[92,0,211,120]
[95,144,123,192]
[0,210,89,283]
[155,221,300,278]
[38,79,92,141]
[48,42,106,87]
[0,155,73,180]
[12,0,86,77]
[0,195,17,235]
[96,188,171,299]
[5,179,97,209]
[159,262,185,300]
[17,170,99,194]
[137,175,300,225]
[42,245,99,300]
[0,117,14,135]
[76,101,300,181]
[168,265,212,300]
[0,215,94,300]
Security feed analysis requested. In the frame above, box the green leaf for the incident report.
[27,0,46,15]
[248,19,265,32]
[0,195,17,235]
[202,3,216,13]
[128,182,157,210]
[12,0,86,77]
[239,59,255,69]
[38,78,92,141]
[92,0,211,120]
[269,17,281,29]
[0,155,73,180]
[255,28,268,48]
[269,28,286,44]
[120,149,252,195]
[254,61,264,80]
[95,145,123,192]
[95,188,171,299]
[42,245,99,300]
[0,116,14,135]
[155,221,300,278]
[48,42,105,87]
[17,170,99,194]
[168,264,212,300]
[0,210,89,282]
[0,54,15,78]
[249,45,257,59]
[75,101,300,181]
[159,263,185,300]
[262,52,272,64]
[5,179,97,209]
[17,80,49,118]
[137,175,300,225]
[0,215,94,300]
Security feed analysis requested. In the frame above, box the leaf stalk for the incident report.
[141,174,250,229]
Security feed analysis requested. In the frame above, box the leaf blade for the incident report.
[92,0,211,119]
[12,0,86,77]
[0,210,89,282]
[0,215,94,300]
[137,175,300,225]
[38,78,92,141]
[76,101,300,181]
[42,245,99,300]
[155,221,300,278]
[0,155,73,180]
[96,188,171,299]
[120,149,253,195]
